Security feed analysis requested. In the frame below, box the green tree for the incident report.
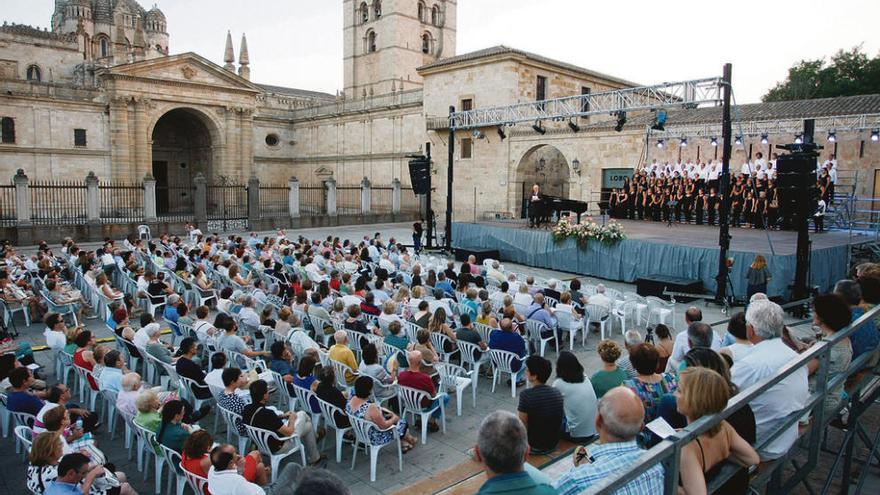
[762,46,880,102]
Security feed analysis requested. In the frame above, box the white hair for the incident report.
[749,292,768,303]
[745,300,784,340]
[624,330,642,347]
[596,284,606,294]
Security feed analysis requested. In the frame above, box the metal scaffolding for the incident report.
[655,113,880,139]
[448,77,723,131]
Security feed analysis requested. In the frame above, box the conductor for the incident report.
[528,184,543,228]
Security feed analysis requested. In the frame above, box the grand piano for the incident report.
[530,194,591,227]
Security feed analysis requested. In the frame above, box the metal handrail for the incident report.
[587,301,880,494]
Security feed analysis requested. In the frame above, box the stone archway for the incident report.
[150,108,217,216]
[514,144,571,218]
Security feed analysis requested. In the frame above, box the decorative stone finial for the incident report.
[223,31,235,72]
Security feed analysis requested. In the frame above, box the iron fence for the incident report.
[0,184,15,226]
[371,186,393,214]
[29,180,87,225]
[260,185,289,218]
[99,182,144,224]
[400,187,422,215]
[207,183,248,232]
[300,185,324,215]
[155,184,195,222]
[336,185,361,215]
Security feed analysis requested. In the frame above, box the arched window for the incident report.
[432,5,441,26]
[418,2,426,22]
[373,0,382,19]
[1,117,15,144]
[421,33,431,54]
[98,36,110,58]
[359,2,369,24]
[367,30,377,53]
[26,65,41,82]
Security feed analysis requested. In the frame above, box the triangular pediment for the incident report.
[102,52,261,93]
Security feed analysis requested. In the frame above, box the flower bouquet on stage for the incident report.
[552,216,626,249]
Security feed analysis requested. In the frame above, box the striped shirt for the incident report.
[554,440,665,495]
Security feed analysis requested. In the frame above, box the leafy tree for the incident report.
[762,46,880,102]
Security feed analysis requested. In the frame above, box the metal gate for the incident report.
[207,181,248,232]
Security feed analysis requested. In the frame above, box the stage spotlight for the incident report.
[532,121,546,135]
[872,129,880,142]
[651,110,667,131]
[794,133,803,144]
[567,120,580,133]
[710,137,718,147]
[735,135,743,146]
[615,111,627,132]
[760,133,768,144]
[679,138,688,148]
[827,131,837,143]
[656,139,665,148]
[497,126,506,140]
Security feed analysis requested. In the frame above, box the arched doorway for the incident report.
[515,144,571,218]
[151,108,214,216]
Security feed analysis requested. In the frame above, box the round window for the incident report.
[265,134,280,147]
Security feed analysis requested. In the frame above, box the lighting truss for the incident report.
[654,113,880,139]
[448,77,723,131]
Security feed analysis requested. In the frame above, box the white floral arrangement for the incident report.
[551,217,626,247]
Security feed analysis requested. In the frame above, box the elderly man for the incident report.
[585,284,613,311]
[542,280,561,302]
[208,443,301,495]
[398,350,445,434]
[328,330,359,385]
[215,312,269,363]
[163,293,181,324]
[666,307,723,372]
[486,261,506,285]
[473,410,556,494]
[554,387,665,494]
[116,372,144,417]
[731,300,808,460]
[489,318,528,386]
[616,330,643,379]
[237,296,261,329]
[525,293,555,330]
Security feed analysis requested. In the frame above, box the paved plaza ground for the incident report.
[1,222,877,494]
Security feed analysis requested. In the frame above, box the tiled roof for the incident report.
[417,45,641,87]
[0,22,76,42]
[257,83,335,101]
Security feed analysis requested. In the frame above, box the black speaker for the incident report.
[408,158,431,195]
[776,154,816,190]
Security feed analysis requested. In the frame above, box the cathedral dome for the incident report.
[145,6,166,21]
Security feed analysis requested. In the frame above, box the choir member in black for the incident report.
[753,192,768,229]
[766,183,779,229]
[651,190,663,221]
[661,190,672,223]
[742,192,755,228]
[730,179,744,227]
[618,188,629,220]
[609,188,620,218]
[707,188,720,226]
[683,181,694,224]
[695,189,706,225]
[673,189,684,223]
[635,187,645,220]
[626,187,636,219]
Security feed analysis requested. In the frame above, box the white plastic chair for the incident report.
[138,224,152,240]
[144,294,167,321]
[435,362,474,416]
[555,310,581,349]
[489,349,525,398]
[73,365,99,410]
[180,463,209,495]
[1,299,30,327]
[100,389,120,440]
[55,350,76,386]
[316,398,352,463]
[133,421,165,492]
[15,425,33,461]
[473,323,496,343]
[158,444,186,495]
[218,404,250,454]
[397,385,446,444]
[179,376,219,433]
[429,331,460,362]
[0,392,10,438]
[244,424,307,483]
[291,384,322,433]
[646,296,675,328]
[348,414,403,483]
[525,319,558,357]
[584,304,611,340]
[330,359,358,389]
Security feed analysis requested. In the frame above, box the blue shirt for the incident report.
[525,303,555,330]
[163,305,180,324]
[44,481,82,495]
[553,440,665,495]
[489,330,527,371]
[436,280,455,295]
[100,366,124,393]
[7,390,44,416]
[850,307,880,359]
[478,470,556,494]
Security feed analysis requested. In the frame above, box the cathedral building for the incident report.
[1,1,878,224]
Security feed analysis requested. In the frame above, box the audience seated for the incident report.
[518,356,564,455]
[328,330,359,385]
[590,340,628,398]
[347,376,417,452]
[208,443,300,495]
[553,352,598,443]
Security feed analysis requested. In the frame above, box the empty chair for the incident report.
[434,362,474,416]
[646,296,675,328]
[15,425,33,460]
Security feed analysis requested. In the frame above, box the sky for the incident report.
[4,0,879,103]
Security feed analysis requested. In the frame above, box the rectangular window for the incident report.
[74,128,87,147]
[536,76,547,101]
[1,117,14,144]
[461,98,473,112]
[581,86,591,113]
[860,140,865,158]
[461,138,473,159]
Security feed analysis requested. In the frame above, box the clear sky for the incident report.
[4,0,879,103]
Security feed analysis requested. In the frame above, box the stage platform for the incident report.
[453,219,865,300]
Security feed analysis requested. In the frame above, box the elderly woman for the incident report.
[347,376,417,453]
[378,300,404,334]
[623,343,678,427]
[27,431,137,495]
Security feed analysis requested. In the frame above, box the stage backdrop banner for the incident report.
[453,223,847,299]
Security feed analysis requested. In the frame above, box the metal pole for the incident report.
[425,142,433,249]
[446,105,455,252]
[715,63,733,303]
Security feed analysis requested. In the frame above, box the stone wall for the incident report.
[0,29,82,83]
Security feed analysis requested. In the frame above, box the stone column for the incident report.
[248,174,260,225]
[361,176,371,215]
[193,172,208,228]
[143,173,157,222]
[326,178,337,216]
[392,178,401,214]
[85,171,100,223]
[240,109,255,180]
[288,176,300,218]
[13,169,31,225]
[109,96,132,180]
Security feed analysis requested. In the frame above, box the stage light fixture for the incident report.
[735,135,743,146]
[760,133,768,144]
[679,138,688,148]
[710,137,718,147]
[568,120,581,133]
[532,121,546,135]
[827,131,837,143]
[872,129,880,142]
[656,139,665,148]
[615,111,627,132]
[794,133,803,144]
[651,110,667,131]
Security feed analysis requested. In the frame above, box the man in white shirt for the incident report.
[731,300,807,460]
[585,284,613,312]
[133,320,159,349]
[754,152,767,171]
[43,313,68,352]
[208,443,302,495]
[378,254,396,274]
[237,296,261,328]
[666,307,723,372]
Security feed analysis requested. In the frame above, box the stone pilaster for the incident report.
[361,176,371,215]
[143,173,157,222]
[326,178,337,216]
[392,178,401,214]
[13,169,31,225]
[288,176,300,218]
[193,172,207,228]
[247,174,260,225]
[85,171,100,223]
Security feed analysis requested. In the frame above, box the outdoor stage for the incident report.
[452,219,865,300]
